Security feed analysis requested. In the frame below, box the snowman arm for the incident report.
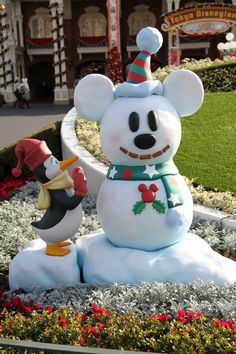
[49,190,83,210]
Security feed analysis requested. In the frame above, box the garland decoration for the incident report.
[107,46,123,84]
[49,1,67,88]
[0,8,13,90]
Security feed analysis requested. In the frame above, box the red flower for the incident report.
[81,313,87,321]
[0,175,35,200]
[59,317,68,328]
[0,325,4,331]
[177,316,187,323]
[89,324,97,335]
[91,304,100,312]
[79,340,85,346]
[34,303,41,310]
[98,324,105,331]
[2,302,11,309]
[24,307,32,314]
[147,313,169,322]
[93,313,99,320]
[177,309,186,317]
[91,305,109,315]
[187,311,195,319]
[46,305,53,314]
[194,312,202,319]
[10,297,22,308]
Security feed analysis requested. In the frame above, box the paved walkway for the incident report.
[0,103,73,149]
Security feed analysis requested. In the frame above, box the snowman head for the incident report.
[74,27,204,167]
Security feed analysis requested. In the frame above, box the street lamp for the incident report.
[0,0,5,12]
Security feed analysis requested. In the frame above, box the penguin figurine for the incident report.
[12,138,87,256]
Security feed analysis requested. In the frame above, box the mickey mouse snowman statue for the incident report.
[75,27,236,285]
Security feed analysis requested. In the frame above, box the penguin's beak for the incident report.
[59,155,78,171]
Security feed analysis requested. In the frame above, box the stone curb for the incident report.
[61,109,236,231]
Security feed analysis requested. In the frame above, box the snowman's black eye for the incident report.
[129,112,140,132]
[148,111,159,131]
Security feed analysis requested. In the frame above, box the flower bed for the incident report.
[0,182,236,351]
[0,299,235,353]
[0,176,35,201]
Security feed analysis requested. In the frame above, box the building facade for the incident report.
[0,0,235,104]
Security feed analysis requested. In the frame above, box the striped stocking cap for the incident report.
[127,27,163,84]
[127,51,152,84]
[115,27,164,98]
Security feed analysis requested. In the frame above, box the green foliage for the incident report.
[152,200,166,213]
[0,304,235,353]
[0,121,62,181]
[132,200,146,215]
[195,62,236,92]
[153,57,236,92]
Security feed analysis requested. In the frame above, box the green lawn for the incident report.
[174,91,236,194]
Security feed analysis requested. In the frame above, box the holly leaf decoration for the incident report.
[152,200,166,214]
[132,200,146,215]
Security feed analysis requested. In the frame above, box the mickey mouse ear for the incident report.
[74,74,115,121]
[163,70,204,117]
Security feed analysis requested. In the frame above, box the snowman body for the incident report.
[94,94,193,250]
[97,174,193,251]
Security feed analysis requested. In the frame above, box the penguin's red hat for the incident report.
[12,138,52,177]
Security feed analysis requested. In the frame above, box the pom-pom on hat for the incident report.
[12,138,52,177]
[115,27,163,98]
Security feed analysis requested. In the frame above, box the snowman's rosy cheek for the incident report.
[167,130,177,142]
[109,134,121,144]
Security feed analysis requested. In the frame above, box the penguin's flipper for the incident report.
[46,244,70,256]
[57,240,72,247]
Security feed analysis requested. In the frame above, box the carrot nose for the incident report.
[59,155,78,171]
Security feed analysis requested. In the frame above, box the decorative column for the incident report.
[49,0,69,105]
[232,0,236,38]
[107,0,123,83]
[0,1,14,104]
[167,0,180,66]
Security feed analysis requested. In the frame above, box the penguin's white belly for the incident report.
[35,204,83,244]
[97,175,193,251]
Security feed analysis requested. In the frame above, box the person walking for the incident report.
[13,78,23,108]
[18,78,31,108]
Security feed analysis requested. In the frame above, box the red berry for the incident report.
[141,190,156,203]
[150,184,158,192]
[138,184,147,192]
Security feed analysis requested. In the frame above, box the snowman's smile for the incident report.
[120,144,171,160]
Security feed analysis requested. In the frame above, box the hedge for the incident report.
[194,62,236,92]
[0,121,62,181]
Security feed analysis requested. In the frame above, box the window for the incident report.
[78,6,106,37]
[128,5,156,35]
[28,8,52,38]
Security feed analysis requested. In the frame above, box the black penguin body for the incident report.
[31,163,83,231]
